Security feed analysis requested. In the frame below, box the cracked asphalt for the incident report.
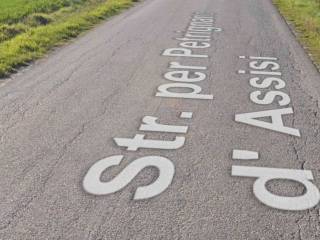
[0,0,320,239]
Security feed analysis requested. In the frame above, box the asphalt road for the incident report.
[1,0,320,239]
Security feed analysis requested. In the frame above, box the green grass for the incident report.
[273,0,320,69]
[0,0,87,24]
[0,0,136,77]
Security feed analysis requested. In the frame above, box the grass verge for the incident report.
[0,0,135,77]
[273,0,320,70]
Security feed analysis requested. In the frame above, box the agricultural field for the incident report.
[273,0,320,69]
[0,0,135,77]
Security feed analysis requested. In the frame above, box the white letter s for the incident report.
[83,155,175,200]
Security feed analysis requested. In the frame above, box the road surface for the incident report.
[0,0,320,239]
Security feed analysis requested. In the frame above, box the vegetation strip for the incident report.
[0,0,136,77]
[273,0,320,70]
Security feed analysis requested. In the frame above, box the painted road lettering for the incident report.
[114,134,186,151]
[232,149,259,160]
[139,116,189,133]
[83,155,175,200]
[232,166,320,211]
[232,56,320,211]
[82,18,320,211]
[83,13,220,200]
[236,56,300,137]
[157,14,221,100]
